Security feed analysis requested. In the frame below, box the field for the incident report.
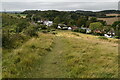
[2,13,27,18]
[97,17,118,25]
[2,30,118,78]
[106,14,120,16]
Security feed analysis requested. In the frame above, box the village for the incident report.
[36,13,118,38]
[2,7,119,78]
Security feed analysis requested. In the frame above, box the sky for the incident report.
[1,0,120,12]
[1,0,119,2]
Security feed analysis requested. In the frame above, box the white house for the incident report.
[86,28,91,33]
[57,26,61,29]
[104,34,112,38]
[57,24,72,30]
[43,21,53,26]
[80,27,91,33]
[68,27,72,30]
[37,20,43,23]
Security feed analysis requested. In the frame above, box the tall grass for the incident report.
[62,35,118,78]
[2,31,118,78]
[2,33,55,78]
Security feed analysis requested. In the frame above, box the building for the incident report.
[43,21,53,26]
[57,24,71,30]
[71,26,78,30]
[68,27,72,30]
[80,27,91,34]
[104,34,112,38]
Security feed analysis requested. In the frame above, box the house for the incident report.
[62,26,69,30]
[80,27,91,33]
[104,34,112,38]
[71,26,78,31]
[68,27,72,30]
[37,20,53,26]
[104,31,115,38]
[43,21,53,26]
[57,25,61,29]
[57,24,71,30]
[37,20,43,23]
[94,30,104,34]
[86,28,91,34]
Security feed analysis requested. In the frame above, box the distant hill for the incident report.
[98,10,120,14]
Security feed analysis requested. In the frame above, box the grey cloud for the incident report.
[1,2,118,11]
[1,0,119,2]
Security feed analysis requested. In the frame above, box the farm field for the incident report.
[2,31,118,78]
[97,17,118,25]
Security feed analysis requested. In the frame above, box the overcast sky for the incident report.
[1,0,119,2]
[1,0,120,11]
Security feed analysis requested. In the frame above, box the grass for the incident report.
[2,33,55,78]
[2,30,118,78]
[2,13,27,18]
[98,36,108,40]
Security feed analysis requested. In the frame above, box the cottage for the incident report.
[57,24,68,30]
[80,27,91,33]
[43,21,53,26]
[68,27,72,30]
[104,34,112,38]
[62,27,68,30]
[104,31,115,38]
[57,26,61,29]
[71,26,78,30]
[86,28,91,34]
[37,20,43,23]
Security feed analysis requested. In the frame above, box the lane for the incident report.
[33,36,67,78]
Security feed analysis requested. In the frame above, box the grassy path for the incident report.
[33,36,67,78]
[3,31,118,78]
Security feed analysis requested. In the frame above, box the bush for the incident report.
[93,33,104,36]
[73,29,79,32]
[51,32,57,35]
[98,36,108,40]
[79,29,86,33]
[24,26,38,37]
[113,36,119,39]
[73,28,86,33]
[42,30,49,33]
[2,33,28,49]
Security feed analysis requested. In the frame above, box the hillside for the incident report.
[97,17,118,25]
[2,31,118,78]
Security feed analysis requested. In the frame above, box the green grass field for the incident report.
[2,13,27,18]
[2,30,118,78]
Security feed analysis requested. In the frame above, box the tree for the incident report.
[51,23,58,29]
[23,25,38,37]
[54,17,61,24]
[112,21,120,36]
[90,17,97,22]
[68,19,76,26]
[89,22,103,33]
[76,17,87,27]
[16,20,29,33]
[86,20,92,27]
[39,25,47,30]
[103,26,111,33]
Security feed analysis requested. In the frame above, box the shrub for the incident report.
[113,36,119,39]
[98,36,108,40]
[73,29,79,32]
[24,26,38,37]
[42,30,49,33]
[51,32,57,35]
[2,33,28,49]
[94,33,104,36]
[79,29,86,33]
